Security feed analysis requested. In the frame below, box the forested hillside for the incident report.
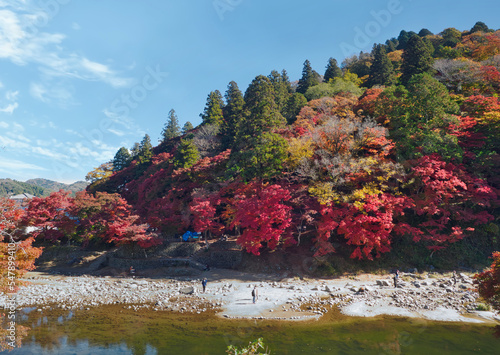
[0,179,50,197]
[0,178,88,198]
[25,179,88,194]
[17,22,500,266]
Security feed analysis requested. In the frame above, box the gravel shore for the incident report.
[2,270,499,324]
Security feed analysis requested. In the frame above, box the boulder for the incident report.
[376,280,391,287]
[179,286,194,295]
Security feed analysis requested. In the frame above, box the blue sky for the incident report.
[0,0,498,183]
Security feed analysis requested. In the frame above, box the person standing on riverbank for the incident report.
[393,270,399,287]
[252,286,258,303]
[202,278,207,293]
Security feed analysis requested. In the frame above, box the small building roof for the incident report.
[9,193,36,200]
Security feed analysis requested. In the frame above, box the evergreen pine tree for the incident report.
[182,121,194,134]
[385,38,398,52]
[174,139,200,169]
[296,60,319,94]
[221,81,245,149]
[368,44,396,87]
[138,134,153,164]
[200,90,224,126]
[283,93,307,124]
[396,30,416,50]
[241,75,285,137]
[112,147,131,171]
[161,109,181,142]
[281,69,293,93]
[130,142,141,159]
[323,57,342,82]
[268,70,290,112]
[401,34,433,85]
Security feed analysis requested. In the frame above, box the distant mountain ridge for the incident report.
[25,178,88,193]
[0,178,88,198]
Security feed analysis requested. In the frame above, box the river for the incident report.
[5,305,500,354]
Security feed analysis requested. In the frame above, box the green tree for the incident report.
[161,109,181,142]
[174,139,200,169]
[385,38,398,52]
[367,44,396,87]
[397,30,417,50]
[231,132,288,181]
[385,74,461,161]
[221,81,245,149]
[297,60,320,94]
[281,69,293,93]
[112,147,131,171]
[342,53,372,78]
[418,28,433,37]
[305,83,336,100]
[324,57,342,83]
[470,21,490,33]
[283,92,307,124]
[182,121,194,134]
[401,34,433,84]
[200,90,224,126]
[268,70,290,112]
[241,75,285,137]
[440,27,462,47]
[137,134,153,164]
[130,142,141,159]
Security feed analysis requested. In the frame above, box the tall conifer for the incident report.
[161,109,181,142]
[324,58,342,82]
[401,34,433,84]
[221,81,245,149]
[297,60,319,94]
[200,90,224,126]
[368,44,396,87]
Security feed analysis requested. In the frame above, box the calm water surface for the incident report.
[5,305,500,354]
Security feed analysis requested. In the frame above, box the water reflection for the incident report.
[6,305,500,355]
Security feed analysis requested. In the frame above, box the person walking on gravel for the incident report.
[202,278,207,293]
[252,286,258,304]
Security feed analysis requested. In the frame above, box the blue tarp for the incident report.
[182,231,200,242]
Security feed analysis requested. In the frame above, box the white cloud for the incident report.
[32,146,68,160]
[0,121,8,128]
[0,89,19,114]
[0,134,30,149]
[0,6,132,89]
[0,157,46,171]
[29,81,76,107]
[71,22,80,30]
[108,128,125,136]
[6,131,29,142]
[0,102,18,113]
[5,89,17,100]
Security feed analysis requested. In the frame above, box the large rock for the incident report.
[376,280,391,287]
[179,286,194,295]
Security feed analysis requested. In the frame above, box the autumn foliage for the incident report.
[475,252,500,310]
[0,198,43,292]
[22,190,160,248]
[73,24,500,262]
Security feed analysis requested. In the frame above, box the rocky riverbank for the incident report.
[2,270,499,324]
